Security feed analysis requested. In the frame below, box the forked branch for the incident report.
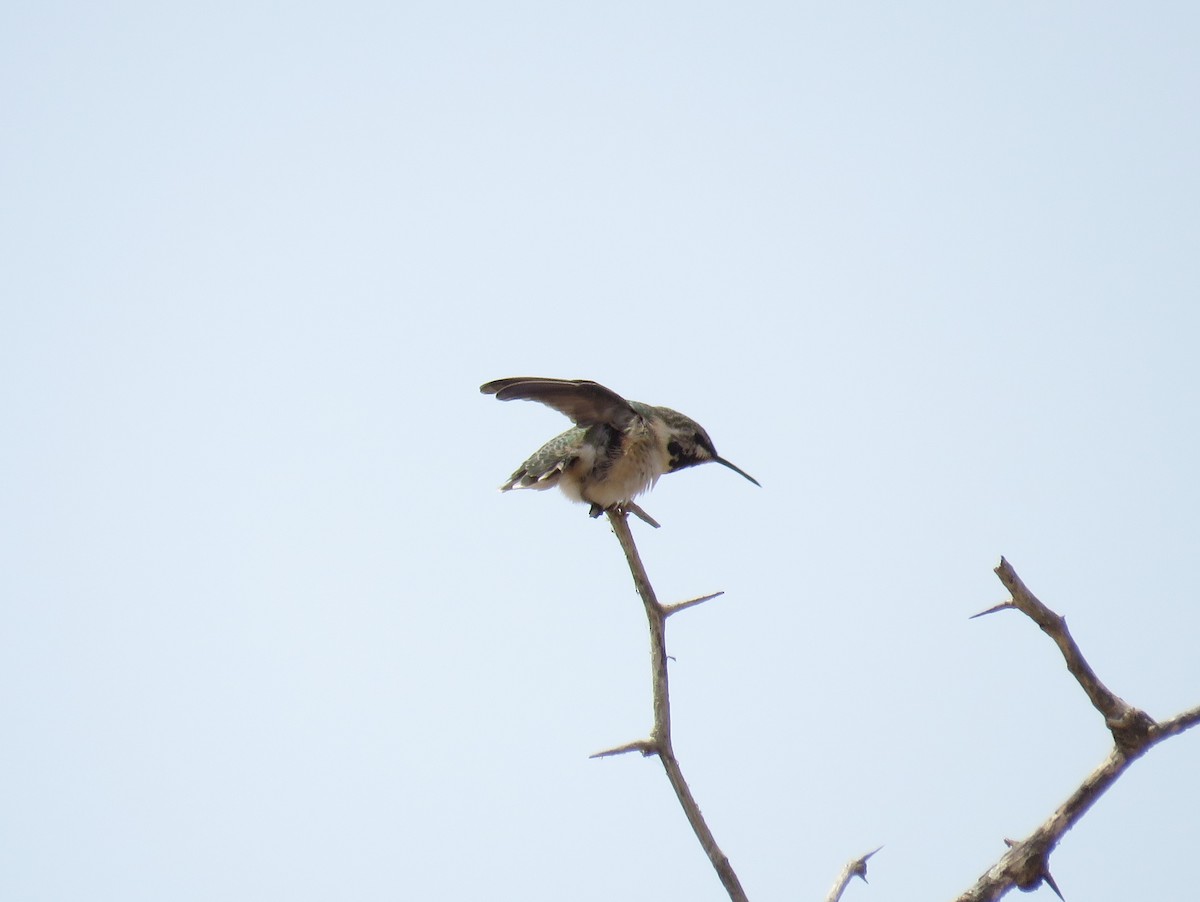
[956,558,1200,902]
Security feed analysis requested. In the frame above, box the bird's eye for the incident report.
[667,440,682,456]
[693,433,703,444]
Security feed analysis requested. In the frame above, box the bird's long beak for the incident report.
[714,456,761,487]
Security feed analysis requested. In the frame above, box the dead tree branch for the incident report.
[577,530,1196,902]
[590,509,748,902]
[955,557,1200,902]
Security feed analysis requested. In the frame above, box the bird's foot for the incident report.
[588,501,661,528]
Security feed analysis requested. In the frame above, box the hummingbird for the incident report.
[480,377,759,519]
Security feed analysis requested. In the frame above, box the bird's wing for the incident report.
[480,378,638,428]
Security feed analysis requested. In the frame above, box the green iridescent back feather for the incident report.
[511,425,589,483]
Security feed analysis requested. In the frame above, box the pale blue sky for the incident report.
[3,3,1198,900]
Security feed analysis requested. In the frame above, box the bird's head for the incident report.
[652,407,760,487]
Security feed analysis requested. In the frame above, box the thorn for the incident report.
[663,591,726,617]
[624,502,661,529]
[1002,838,1065,900]
[970,600,1015,619]
[1043,870,1065,901]
[589,739,659,759]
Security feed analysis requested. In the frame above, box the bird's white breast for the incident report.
[570,419,671,508]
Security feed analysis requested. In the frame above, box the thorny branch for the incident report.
[955,557,1200,902]
[580,531,1199,902]
[590,509,748,902]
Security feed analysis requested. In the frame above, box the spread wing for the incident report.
[480,377,637,429]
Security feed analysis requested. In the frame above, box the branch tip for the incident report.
[825,846,883,902]
[855,845,883,882]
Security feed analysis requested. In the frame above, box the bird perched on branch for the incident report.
[481,377,759,520]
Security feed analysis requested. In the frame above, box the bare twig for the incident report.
[1155,704,1200,739]
[991,557,1155,749]
[954,558,1200,902]
[595,509,748,902]
[825,847,882,902]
